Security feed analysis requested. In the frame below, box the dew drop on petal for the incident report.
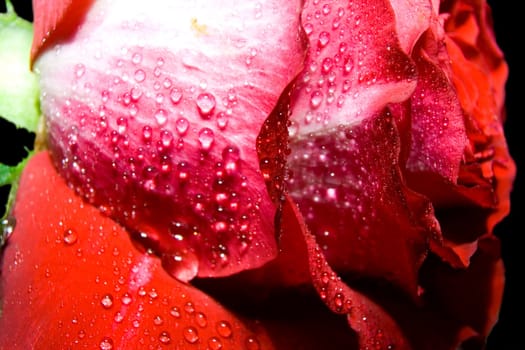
[183,326,199,344]
[310,90,323,109]
[318,31,330,47]
[155,109,168,126]
[134,69,146,82]
[100,294,114,309]
[170,306,181,318]
[159,331,171,344]
[196,93,216,118]
[208,337,223,350]
[175,117,189,135]
[245,336,260,350]
[63,228,78,245]
[161,251,199,283]
[195,312,207,328]
[99,337,114,350]
[216,320,232,338]
[198,128,215,151]
[74,64,86,80]
[170,88,183,104]
[121,293,132,305]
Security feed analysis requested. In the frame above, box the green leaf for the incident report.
[0,0,40,132]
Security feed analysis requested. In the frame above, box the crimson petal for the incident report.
[0,151,275,349]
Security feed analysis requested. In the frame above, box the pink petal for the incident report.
[34,0,306,280]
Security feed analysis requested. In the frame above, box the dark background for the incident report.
[0,1,521,348]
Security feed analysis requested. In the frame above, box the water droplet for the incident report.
[75,64,85,78]
[101,294,114,309]
[303,23,313,35]
[161,251,199,283]
[175,117,189,135]
[183,326,199,344]
[121,293,132,305]
[160,130,173,148]
[0,216,16,246]
[322,4,331,15]
[159,331,171,344]
[142,126,153,142]
[216,320,232,338]
[245,336,260,350]
[322,57,333,73]
[134,69,146,82]
[196,93,216,117]
[318,31,330,47]
[131,86,142,100]
[153,315,164,326]
[195,312,208,328]
[116,117,128,134]
[155,109,168,125]
[114,311,124,323]
[184,301,196,314]
[170,306,181,318]
[198,128,215,151]
[208,337,222,350]
[216,112,228,130]
[310,90,323,108]
[99,337,114,350]
[132,52,142,64]
[169,88,183,104]
[63,228,78,245]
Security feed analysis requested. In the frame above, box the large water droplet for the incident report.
[196,93,216,117]
[195,312,208,328]
[100,294,114,309]
[159,331,171,344]
[208,337,223,350]
[121,293,132,305]
[318,31,330,47]
[310,90,324,108]
[99,337,114,350]
[155,109,168,126]
[175,117,189,135]
[170,88,183,104]
[216,320,232,338]
[131,52,142,65]
[63,228,78,245]
[160,130,174,148]
[198,128,215,151]
[134,69,146,82]
[161,251,199,283]
[183,326,199,344]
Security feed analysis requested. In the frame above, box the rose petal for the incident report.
[31,0,94,63]
[0,151,274,349]
[281,196,412,350]
[34,0,305,279]
[285,0,438,297]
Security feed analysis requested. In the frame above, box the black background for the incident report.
[0,1,521,348]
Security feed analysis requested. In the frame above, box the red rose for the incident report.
[0,0,515,349]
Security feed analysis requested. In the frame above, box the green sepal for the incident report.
[0,0,40,132]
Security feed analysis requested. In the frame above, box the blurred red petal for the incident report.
[0,151,274,349]
[31,0,94,63]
